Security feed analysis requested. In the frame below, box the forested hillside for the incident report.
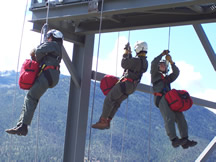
[0,71,215,161]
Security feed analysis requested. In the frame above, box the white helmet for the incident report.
[134,41,148,54]
[47,29,64,39]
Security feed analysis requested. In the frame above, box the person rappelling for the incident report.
[5,29,64,136]
[92,41,148,129]
[150,50,197,149]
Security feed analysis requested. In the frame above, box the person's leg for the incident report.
[92,83,124,129]
[159,97,177,140]
[101,83,124,118]
[158,97,187,147]
[175,111,197,149]
[108,81,136,119]
[6,73,49,135]
[175,111,188,138]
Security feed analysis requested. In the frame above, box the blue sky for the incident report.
[0,1,215,113]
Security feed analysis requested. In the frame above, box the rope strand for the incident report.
[87,0,105,160]
[120,30,130,162]
[168,27,171,50]
[148,86,152,162]
[35,1,51,161]
[8,0,29,161]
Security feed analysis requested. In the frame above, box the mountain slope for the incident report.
[0,71,215,161]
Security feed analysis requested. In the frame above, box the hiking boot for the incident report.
[181,139,197,149]
[106,117,112,129]
[92,117,109,130]
[171,137,187,148]
[5,123,28,136]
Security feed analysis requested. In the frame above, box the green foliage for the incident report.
[0,73,215,161]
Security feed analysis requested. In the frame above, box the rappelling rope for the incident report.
[120,30,130,162]
[147,27,172,161]
[108,31,121,162]
[35,1,51,161]
[168,27,171,50]
[87,0,105,160]
[8,0,29,161]
[148,83,153,162]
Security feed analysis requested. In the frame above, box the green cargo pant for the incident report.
[158,96,188,140]
[101,80,136,119]
[17,69,60,126]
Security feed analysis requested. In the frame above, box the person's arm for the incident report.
[150,50,169,75]
[35,42,56,62]
[167,63,180,83]
[166,54,180,83]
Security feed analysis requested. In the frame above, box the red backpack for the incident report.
[19,59,40,90]
[165,89,193,112]
[100,75,119,95]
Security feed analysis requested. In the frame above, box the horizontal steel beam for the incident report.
[31,0,216,34]
[92,71,216,109]
[75,13,216,34]
[32,22,85,45]
[30,0,216,20]
[195,136,216,162]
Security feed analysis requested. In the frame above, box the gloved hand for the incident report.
[124,42,131,54]
[162,50,169,56]
[165,54,174,64]
[30,48,36,61]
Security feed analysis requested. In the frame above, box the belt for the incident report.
[44,65,59,71]
[121,78,134,83]
[154,92,163,96]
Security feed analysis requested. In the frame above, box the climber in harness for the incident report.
[92,41,148,130]
[5,29,63,136]
[150,50,197,149]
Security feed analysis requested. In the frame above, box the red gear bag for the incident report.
[19,59,39,90]
[165,89,193,112]
[100,75,119,96]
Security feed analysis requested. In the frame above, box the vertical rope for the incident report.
[120,98,129,162]
[168,27,171,50]
[108,32,120,162]
[120,30,131,162]
[8,0,29,161]
[35,1,51,161]
[148,85,152,162]
[35,102,41,162]
[87,0,105,160]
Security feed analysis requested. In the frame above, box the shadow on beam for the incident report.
[91,71,216,109]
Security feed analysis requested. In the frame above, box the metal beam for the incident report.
[30,0,216,21]
[195,136,216,162]
[92,71,216,109]
[75,13,216,34]
[63,34,95,162]
[193,24,216,71]
[32,22,85,45]
[62,46,80,87]
[30,0,216,34]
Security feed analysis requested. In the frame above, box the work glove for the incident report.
[30,48,36,61]
[161,50,169,56]
[124,42,131,55]
[165,54,174,64]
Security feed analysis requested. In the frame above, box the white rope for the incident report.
[8,0,29,161]
[35,1,51,161]
[168,27,171,50]
[108,32,121,162]
[148,85,153,162]
[120,30,130,162]
[87,0,105,160]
